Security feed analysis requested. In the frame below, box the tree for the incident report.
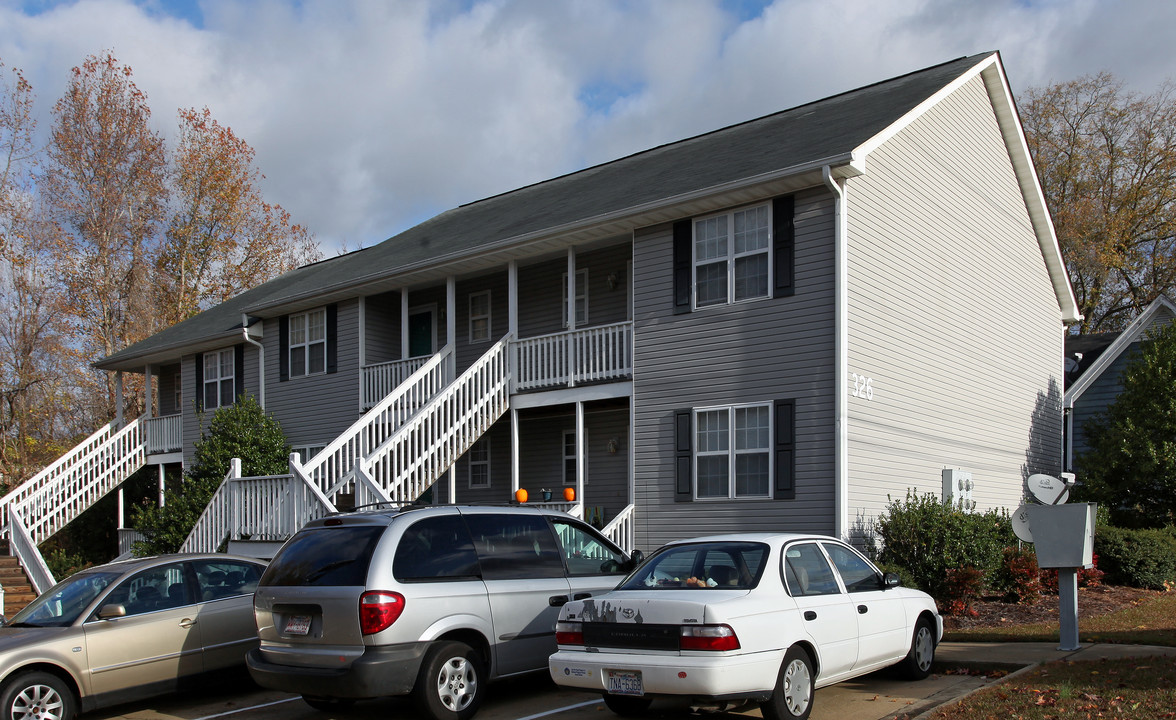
[158,107,318,325]
[1021,73,1176,334]
[132,396,290,555]
[42,52,168,424]
[1075,321,1176,527]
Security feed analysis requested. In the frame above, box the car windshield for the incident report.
[7,570,122,627]
[617,541,767,590]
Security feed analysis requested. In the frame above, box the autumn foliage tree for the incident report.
[1021,73,1176,334]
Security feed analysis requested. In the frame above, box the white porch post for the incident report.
[567,249,577,387]
[508,261,518,337]
[158,464,166,508]
[144,365,154,418]
[358,296,366,412]
[400,287,410,358]
[446,276,456,349]
[117,489,125,528]
[115,371,124,426]
[511,407,520,496]
[575,401,585,513]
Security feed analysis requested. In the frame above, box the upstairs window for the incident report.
[469,291,491,343]
[694,204,771,308]
[203,349,235,410]
[562,269,588,327]
[289,308,327,377]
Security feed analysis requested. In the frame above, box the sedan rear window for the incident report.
[618,541,767,590]
[261,526,384,586]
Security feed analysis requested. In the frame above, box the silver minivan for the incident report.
[246,505,636,720]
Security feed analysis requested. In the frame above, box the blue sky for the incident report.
[2,0,1173,253]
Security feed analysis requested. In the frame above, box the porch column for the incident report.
[446,276,456,349]
[159,464,166,508]
[400,287,410,358]
[510,407,520,495]
[508,260,518,337]
[358,296,366,412]
[448,467,456,505]
[576,401,585,515]
[144,365,154,418]
[567,249,576,387]
[117,489,125,528]
[115,371,124,426]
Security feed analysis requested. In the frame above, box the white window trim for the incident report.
[173,372,182,414]
[203,348,235,410]
[562,269,589,328]
[468,290,492,344]
[562,429,585,486]
[293,445,326,464]
[692,402,773,500]
[289,307,328,378]
[468,438,490,489]
[692,202,773,310]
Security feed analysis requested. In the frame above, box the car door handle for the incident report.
[573,592,593,600]
[179,618,197,628]
[857,605,868,614]
[549,595,569,607]
[803,611,817,621]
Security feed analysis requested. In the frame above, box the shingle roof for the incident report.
[96,53,995,370]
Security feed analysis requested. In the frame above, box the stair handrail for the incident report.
[8,508,55,595]
[5,417,146,545]
[302,345,454,499]
[179,461,242,554]
[601,503,636,555]
[362,335,511,502]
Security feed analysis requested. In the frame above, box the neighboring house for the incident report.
[1063,296,1176,473]
[2,51,1079,584]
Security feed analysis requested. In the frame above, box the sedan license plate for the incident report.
[606,670,643,696]
[284,615,312,635]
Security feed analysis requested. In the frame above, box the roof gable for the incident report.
[1064,295,1176,407]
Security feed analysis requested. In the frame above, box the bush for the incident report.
[1039,553,1105,593]
[1093,525,1176,590]
[875,491,1015,602]
[942,566,984,616]
[991,545,1041,604]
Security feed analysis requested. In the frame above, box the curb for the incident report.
[906,661,1043,720]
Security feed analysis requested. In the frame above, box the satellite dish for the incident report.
[1012,504,1034,542]
[1027,473,1070,505]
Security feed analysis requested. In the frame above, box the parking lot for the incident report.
[87,665,993,720]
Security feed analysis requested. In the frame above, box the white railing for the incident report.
[116,528,144,560]
[601,503,636,554]
[513,322,632,391]
[2,416,146,545]
[304,346,454,500]
[144,414,182,453]
[182,456,336,554]
[362,355,431,409]
[8,509,54,595]
[364,336,511,502]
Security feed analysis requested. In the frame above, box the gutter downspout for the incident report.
[242,315,265,409]
[823,166,849,540]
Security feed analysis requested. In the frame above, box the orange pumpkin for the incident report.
[515,488,528,503]
[563,487,576,502]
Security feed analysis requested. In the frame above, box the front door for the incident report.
[408,308,434,357]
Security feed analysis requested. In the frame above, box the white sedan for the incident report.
[548,533,941,720]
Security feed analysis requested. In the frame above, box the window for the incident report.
[469,291,491,343]
[694,404,771,499]
[693,204,771,308]
[562,269,588,327]
[783,543,841,597]
[203,349,235,410]
[289,308,327,377]
[393,516,479,581]
[464,514,564,580]
[294,445,326,464]
[550,519,628,576]
[173,373,182,413]
[468,438,490,489]
[822,542,882,593]
[563,430,580,486]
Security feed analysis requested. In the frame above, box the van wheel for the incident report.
[602,694,652,716]
[301,695,355,712]
[1,672,76,720]
[760,645,814,720]
[414,641,485,720]
[900,618,936,680]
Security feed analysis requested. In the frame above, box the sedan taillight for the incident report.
[680,624,740,651]
[555,621,584,645]
[359,591,405,635]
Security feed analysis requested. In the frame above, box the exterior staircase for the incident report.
[0,541,37,617]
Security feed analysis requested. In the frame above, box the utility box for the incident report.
[1026,503,1096,568]
[942,468,975,511]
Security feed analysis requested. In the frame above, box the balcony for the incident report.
[513,321,633,392]
[361,356,432,410]
[144,414,182,454]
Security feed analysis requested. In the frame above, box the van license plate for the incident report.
[284,615,311,635]
[606,670,643,696]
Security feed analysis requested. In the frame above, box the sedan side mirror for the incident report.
[97,603,127,620]
[882,572,902,588]
[624,549,645,572]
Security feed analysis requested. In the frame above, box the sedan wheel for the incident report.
[1,672,76,720]
[762,646,814,720]
[414,641,485,720]
[901,618,936,680]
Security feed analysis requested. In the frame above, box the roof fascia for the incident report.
[243,152,862,317]
[853,52,1082,325]
[1063,295,1176,407]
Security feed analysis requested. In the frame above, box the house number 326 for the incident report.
[851,373,874,400]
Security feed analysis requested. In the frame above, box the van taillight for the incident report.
[360,591,405,635]
[555,621,584,645]
[680,624,740,651]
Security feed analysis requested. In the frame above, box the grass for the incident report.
[927,655,1176,719]
[944,592,1176,646]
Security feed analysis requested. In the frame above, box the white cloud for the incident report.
[1,0,1173,253]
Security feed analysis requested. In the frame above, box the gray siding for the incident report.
[631,187,838,550]
[1070,346,1137,467]
[845,73,1064,529]
[157,363,182,416]
[180,342,261,467]
[456,271,509,373]
[516,240,630,340]
[364,290,402,365]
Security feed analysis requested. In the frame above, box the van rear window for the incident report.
[260,526,384,586]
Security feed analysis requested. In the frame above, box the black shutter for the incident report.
[234,343,245,402]
[773,195,795,298]
[774,399,796,499]
[675,409,693,502]
[672,220,692,314]
[326,304,338,374]
[194,353,204,412]
[279,316,289,382]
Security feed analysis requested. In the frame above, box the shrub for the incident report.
[1093,525,1176,590]
[991,545,1041,604]
[942,566,984,616]
[875,491,1015,601]
[1039,553,1105,593]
